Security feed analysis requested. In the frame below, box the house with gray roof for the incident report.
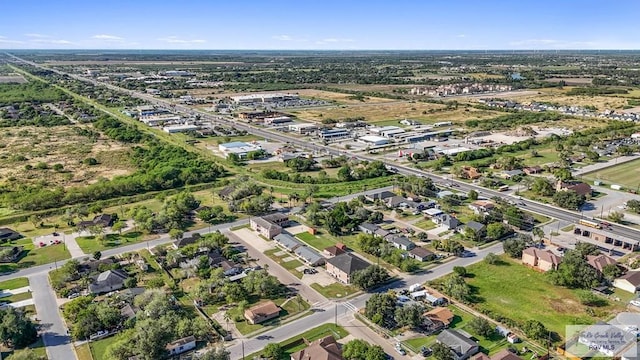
[358,223,379,235]
[387,235,416,251]
[436,329,480,360]
[365,190,396,202]
[326,253,370,284]
[374,228,390,238]
[274,233,303,251]
[435,214,461,231]
[90,269,129,294]
[294,246,326,266]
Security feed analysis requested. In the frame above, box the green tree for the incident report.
[608,211,624,223]
[262,343,284,359]
[198,347,231,360]
[0,307,38,348]
[364,293,397,328]
[553,191,586,210]
[432,342,454,360]
[8,349,41,360]
[503,235,530,258]
[93,251,102,260]
[394,304,424,329]
[467,190,478,201]
[351,265,390,290]
[484,253,499,265]
[522,320,548,341]
[468,317,494,338]
[553,168,573,181]
[111,220,126,234]
[548,247,600,289]
[602,264,623,280]
[486,222,510,240]
[626,199,640,213]
[531,178,555,196]
[168,228,184,241]
[453,266,467,277]
[442,274,472,303]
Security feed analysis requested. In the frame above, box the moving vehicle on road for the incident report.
[579,219,601,229]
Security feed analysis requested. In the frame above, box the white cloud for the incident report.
[158,36,206,44]
[30,38,74,45]
[0,36,24,44]
[24,33,50,38]
[456,34,466,38]
[316,38,355,45]
[92,34,123,41]
[273,35,293,41]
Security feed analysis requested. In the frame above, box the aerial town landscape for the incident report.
[1,1,640,360]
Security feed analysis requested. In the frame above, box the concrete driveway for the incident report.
[231,228,275,253]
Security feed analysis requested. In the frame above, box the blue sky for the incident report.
[1,0,639,50]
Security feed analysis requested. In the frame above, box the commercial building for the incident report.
[288,123,317,134]
[218,141,262,159]
[263,116,292,125]
[139,114,182,126]
[358,135,389,146]
[319,129,350,141]
[162,124,199,133]
[231,93,299,104]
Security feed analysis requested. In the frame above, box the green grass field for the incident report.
[310,282,358,299]
[582,158,640,190]
[90,335,119,360]
[0,277,29,290]
[296,231,336,251]
[462,256,626,338]
[0,238,71,273]
[75,231,145,253]
[74,343,92,360]
[264,248,304,278]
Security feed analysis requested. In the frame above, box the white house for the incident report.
[165,336,196,356]
[614,271,640,294]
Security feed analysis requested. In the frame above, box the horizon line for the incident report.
[2,48,640,52]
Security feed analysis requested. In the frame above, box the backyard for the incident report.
[582,157,640,190]
[247,323,348,360]
[0,238,70,273]
[460,255,629,338]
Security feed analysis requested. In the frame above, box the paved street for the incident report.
[226,242,503,359]
[30,272,75,360]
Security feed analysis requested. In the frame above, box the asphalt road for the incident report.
[226,242,503,358]
[30,272,75,360]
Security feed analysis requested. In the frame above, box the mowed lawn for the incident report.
[296,231,336,251]
[582,157,640,189]
[464,256,625,338]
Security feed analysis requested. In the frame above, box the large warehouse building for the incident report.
[218,141,262,158]
[358,135,389,146]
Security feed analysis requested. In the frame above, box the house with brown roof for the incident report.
[323,244,346,258]
[613,271,640,293]
[425,307,455,327]
[460,166,481,180]
[523,166,542,175]
[556,180,592,197]
[587,254,617,274]
[250,216,283,239]
[244,301,281,324]
[468,200,495,216]
[408,247,435,262]
[471,349,520,360]
[290,335,343,360]
[521,247,561,272]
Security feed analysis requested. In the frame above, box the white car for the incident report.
[67,293,80,299]
[630,299,640,307]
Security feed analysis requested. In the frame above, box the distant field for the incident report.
[582,158,640,189]
[288,101,447,122]
[0,125,133,189]
[293,88,396,104]
[499,88,630,110]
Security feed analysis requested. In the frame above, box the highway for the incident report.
[10,51,637,243]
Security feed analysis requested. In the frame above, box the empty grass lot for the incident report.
[0,277,28,290]
[582,157,640,190]
[310,282,358,299]
[296,231,336,251]
[461,255,627,338]
[75,231,145,254]
[89,335,119,360]
[264,248,304,279]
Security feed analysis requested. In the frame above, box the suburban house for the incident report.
[465,221,486,236]
[434,214,461,231]
[374,228,390,238]
[78,214,115,229]
[250,216,282,239]
[294,246,326,266]
[472,349,521,360]
[172,233,201,249]
[326,253,370,284]
[423,208,444,218]
[365,190,396,202]
[523,166,542,175]
[290,335,343,360]
[0,246,23,263]
[323,243,346,258]
[358,223,379,235]
[408,247,435,262]
[423,307,455,332]
[437,190,455,199]
[468,200,495,215]
[556,180,592,197]
[613,271,640,293]
[496,326,520,344]
[500,169,524,179]
[587,254,617,274]
[521,247,562,272]
[0,228,22,242]
[244,301,281,324]
[460,166,481,180]
[436,329,480,360]
[89,269,129,294]
[165,335,196,356]
[387,235,416,251]
[274,233,303,252]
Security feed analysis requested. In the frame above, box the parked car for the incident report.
[39,242,46,248]
[395,343,406,355]
[630,299,640,307]
[52,232,59,236]
[68,293,80,299]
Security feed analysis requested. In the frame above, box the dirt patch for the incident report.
[229,228,274,253]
